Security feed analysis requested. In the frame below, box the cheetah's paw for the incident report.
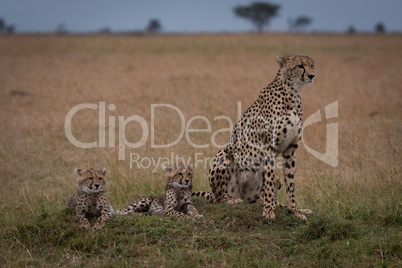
[298,208,313,215]
[293,212,307,221]
[227,198,243,205]
[80,223,90,230]
[262,210,276,222]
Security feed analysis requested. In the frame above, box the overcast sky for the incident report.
[1,0,402,33]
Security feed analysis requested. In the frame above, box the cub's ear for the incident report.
[162,165,172,174]
[98,168,107,176]
[276,56,287,68]
[75,168,84,176]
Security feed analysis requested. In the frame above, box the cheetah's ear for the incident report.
[75,168,84,176]
[276,56,287,68]
[98,168,107,176]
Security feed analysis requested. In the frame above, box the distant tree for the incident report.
[6,24,14,34]
[288,16,312,32]
[55,23,68,34]
[146,19,162,33]
[0,18,4,32]
[346,25,356,34]
[375,22,386,33]
[99,27,112,34]
[233,2,280,33]
[0,18,15,34]
[294,16,312,31]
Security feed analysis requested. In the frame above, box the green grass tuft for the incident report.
[296,214,360,242]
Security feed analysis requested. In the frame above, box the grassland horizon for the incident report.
[0,33,400,267]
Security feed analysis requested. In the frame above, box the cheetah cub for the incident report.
[67,168,113,230]
[116,164,203,218]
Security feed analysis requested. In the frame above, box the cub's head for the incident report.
[276,55,315,89]
[75,167,107,193]
[163,163,193,190]
[273,174,282,193]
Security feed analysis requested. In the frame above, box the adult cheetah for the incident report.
[208,55,315,221]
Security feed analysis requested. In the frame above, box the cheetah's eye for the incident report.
[178,172,183,178]
[88,177,93,181]
[311,64,315,69]
[99,177,102,181]
[298,64,304,69]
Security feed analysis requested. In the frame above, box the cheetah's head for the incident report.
[163,163,193,189]
[75,167,107,193]
[276,55,315,91]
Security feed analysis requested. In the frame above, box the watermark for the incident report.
[64,102,238,160]
[65,101,338,167]
[129,152,286,173]
[302,101,338,167]
[129,152,210,172]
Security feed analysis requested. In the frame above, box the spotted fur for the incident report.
[192,191,217,203]
[193,173,282,205]
[116,164,203,218]
[67,167,113,230]
[207,55,315,221]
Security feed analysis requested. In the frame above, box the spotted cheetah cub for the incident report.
[67,168,113,230]
[116,164,203,218]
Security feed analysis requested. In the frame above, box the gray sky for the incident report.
[2,0,402,33]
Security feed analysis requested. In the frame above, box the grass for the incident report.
[0,33,401,267]
[2,199,400,267]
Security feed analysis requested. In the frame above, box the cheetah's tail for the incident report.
[192,191,217,203]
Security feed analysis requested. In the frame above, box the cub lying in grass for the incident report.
[116,164,203,218]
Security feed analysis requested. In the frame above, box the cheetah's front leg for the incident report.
[163,190,187,218]
[93,195,112,230]
[261,154,277,221]
[93,211,110,230]
[283,144,311,221]
[76,206,90,229]
[185,204,204,218]
[182,192,203,218]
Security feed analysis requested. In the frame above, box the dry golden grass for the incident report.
[0,33,400,217]
[0,33,401,267]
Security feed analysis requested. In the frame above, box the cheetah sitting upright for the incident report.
[67,167,113,230]
[116,163,203,218]
[208,55,315,221]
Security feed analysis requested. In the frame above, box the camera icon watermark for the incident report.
[302,101,338,167]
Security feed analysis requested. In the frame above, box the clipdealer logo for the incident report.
[64,101,338,167]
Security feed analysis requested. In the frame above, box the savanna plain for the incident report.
[0,33,401,267]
